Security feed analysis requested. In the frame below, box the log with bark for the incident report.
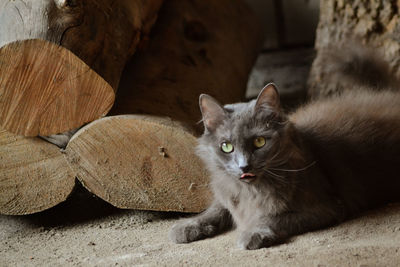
[0,0,163,215]
[65,0,263,213]
[308,0,400,98]
[0,0,163,136]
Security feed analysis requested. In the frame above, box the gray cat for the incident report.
[169,61,400,250]
[170,46,400,249]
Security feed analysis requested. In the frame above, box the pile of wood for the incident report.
[0,0,263,215]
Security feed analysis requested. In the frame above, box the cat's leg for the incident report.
[237,209,340,250]
[237,227,278,250]
[169,201,232,243]
[269,209,340,239]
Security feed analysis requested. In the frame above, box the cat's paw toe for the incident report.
[169,220,216,244]
[237,229,277,250]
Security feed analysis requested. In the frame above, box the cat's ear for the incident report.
[255,83,280,112]
[199,94,227,132]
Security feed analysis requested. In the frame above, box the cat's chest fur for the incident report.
[212,174,286,230]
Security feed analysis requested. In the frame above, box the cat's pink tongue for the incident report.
[240,173,256,179]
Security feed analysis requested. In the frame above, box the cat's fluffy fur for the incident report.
[169,50,400,250]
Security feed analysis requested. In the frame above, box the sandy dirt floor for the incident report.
[1,185,400,267]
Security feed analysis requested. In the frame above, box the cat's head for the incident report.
[197,83,292,184]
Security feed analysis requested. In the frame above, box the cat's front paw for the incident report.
[169,219,217,244]
[237,228,277,250]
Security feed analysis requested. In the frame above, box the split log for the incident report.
[0,129,75,215]
[66,116,209,212]
[65,0,263,212]
[308,0,400,98]
[0,0,163,136]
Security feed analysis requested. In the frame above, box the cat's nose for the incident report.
[239,165,251,173]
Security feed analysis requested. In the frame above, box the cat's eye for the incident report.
[221,141,234,153]
[253,136,266,148]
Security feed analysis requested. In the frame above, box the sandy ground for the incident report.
[1,185,400,267]
[2,50,400,266]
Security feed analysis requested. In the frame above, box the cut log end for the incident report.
[0,129,75,215]
[65,115,212,213]
[0,39,115,136]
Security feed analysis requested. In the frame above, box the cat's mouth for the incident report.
[240,173,256,182]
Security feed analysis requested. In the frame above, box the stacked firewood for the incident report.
[0,0,263,215]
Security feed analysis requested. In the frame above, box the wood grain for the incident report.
[0,0,164,136]
[0,129,75,215]
[66,115,211,212]
[0,39,115,136]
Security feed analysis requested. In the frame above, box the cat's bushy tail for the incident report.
[320,42,399,90]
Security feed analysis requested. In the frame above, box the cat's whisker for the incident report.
[262,168,285,179]
[268,157,290,166]
[268,151,280,162]
[268,161,316,172]
[267,142,284,162]
[262,171,291,186]
[266,157,291,170]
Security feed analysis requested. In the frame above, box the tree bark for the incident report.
[0,129,75,215]
[0,0,163,136]
[65,0,263,212]
[308,0,400,98]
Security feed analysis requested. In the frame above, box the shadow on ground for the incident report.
[14,180,185,228]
